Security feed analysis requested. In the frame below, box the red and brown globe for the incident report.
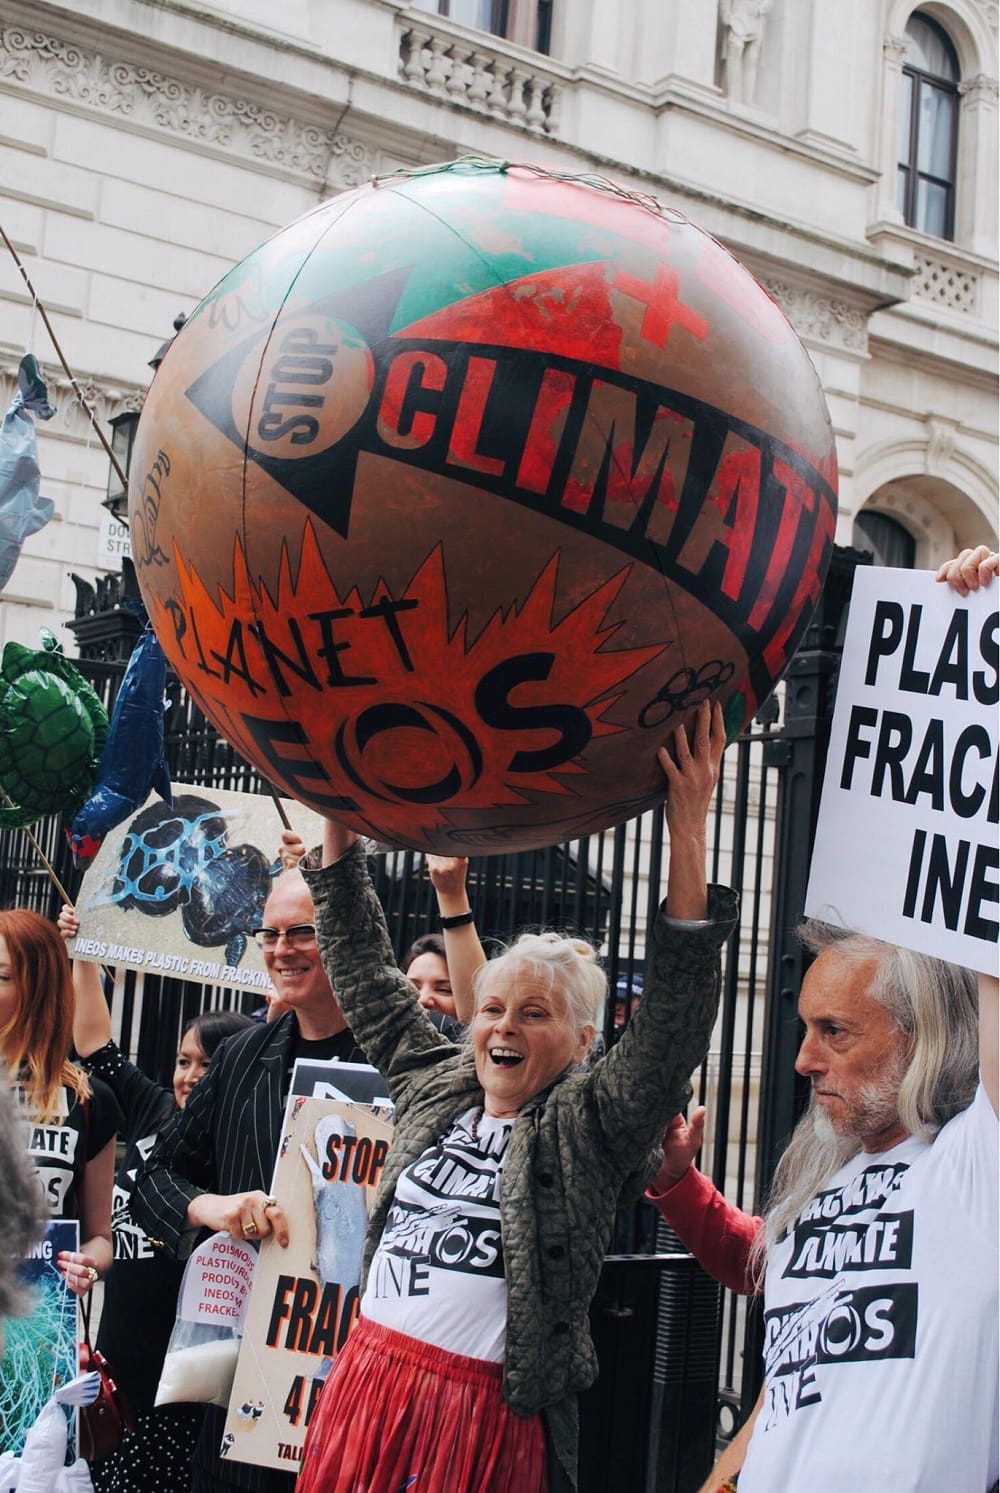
[129,162,837,854]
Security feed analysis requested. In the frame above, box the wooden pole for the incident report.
[0,221,129,488]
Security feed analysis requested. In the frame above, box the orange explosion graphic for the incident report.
[152,522,663,840]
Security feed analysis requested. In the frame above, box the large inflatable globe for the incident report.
[129,160,837,854]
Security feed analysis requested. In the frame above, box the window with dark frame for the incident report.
[411,0,514,45]
[853,510,917,570]
[534,0,552,54]
[896,12,960,240]
[410,0,552,54]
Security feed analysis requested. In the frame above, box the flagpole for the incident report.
[0,221,129,489]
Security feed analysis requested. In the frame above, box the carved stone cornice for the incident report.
[924,414,959,476]
[761,280,869,353]
[958,72,1000,103]
[0,353,145,439]
[0,24,379,187]
[883,32,910,65]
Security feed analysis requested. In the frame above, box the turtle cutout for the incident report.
[0,630,109,827]
[110,793,280,966]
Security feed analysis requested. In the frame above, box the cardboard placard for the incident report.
[221,1092,392,1473]
[67,783,329,994]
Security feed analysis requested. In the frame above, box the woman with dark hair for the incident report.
[404,931,464,1041]
[403,932,451,1007]
[58,905,254,1493]
[0,908,119,1298]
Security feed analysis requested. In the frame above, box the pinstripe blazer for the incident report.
[132,1013,365,1254]
[131,1014,367,1493]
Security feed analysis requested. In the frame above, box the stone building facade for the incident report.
[0,0,996,647]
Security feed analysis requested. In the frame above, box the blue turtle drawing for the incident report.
[111,792,280,965]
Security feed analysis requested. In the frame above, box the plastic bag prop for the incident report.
[0,1371,99,1492]
[0,631,108,828]
[68,608,172,869]
[0,355,55,595]
[155,1233,257,1410]
[300,1113,367,1288]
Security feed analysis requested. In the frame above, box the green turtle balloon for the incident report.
[128,159,837,854]
[0,631,108,827]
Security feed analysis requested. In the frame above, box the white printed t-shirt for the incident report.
[361,1107,512,1362]
[740,1083,999,1493]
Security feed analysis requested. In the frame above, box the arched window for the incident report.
[896,13,960,239]
[853,510,917,569]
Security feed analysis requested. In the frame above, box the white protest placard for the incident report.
[68,783,329,994]
[805,565,998,974]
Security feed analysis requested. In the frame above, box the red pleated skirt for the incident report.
[296,1317,547,1493]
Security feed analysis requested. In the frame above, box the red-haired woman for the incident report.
[0,908,119,1296]
[59,903,253,1493]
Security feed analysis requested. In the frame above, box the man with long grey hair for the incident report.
[696,920,997,1493]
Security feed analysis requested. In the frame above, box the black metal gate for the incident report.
[0,548,867,1492]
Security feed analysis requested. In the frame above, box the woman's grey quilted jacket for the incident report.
[304,843,737,1491]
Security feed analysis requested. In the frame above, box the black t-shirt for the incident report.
[79,1041,191,1413]
[18,1075,121,1220]
[286,1026,367,1083]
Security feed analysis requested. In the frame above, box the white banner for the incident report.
[69,783,330,994]
[805,565,998,975]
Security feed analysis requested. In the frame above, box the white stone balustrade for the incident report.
[398,23,560,133]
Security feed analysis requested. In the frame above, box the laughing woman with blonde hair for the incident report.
[296,701,738,1493]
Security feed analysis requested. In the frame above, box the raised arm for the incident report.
[935,549,998,1115]
[589,700,737,1168]
[660,699,725,920]
[58,905,112,1058]
[323,817,360,866]
[426,855,487,1026]
[307,836,452,1100]
[277,828,308,869]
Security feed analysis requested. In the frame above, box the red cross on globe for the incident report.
[128,160,837,854]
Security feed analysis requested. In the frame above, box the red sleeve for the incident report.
[646,1164,761,1295]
